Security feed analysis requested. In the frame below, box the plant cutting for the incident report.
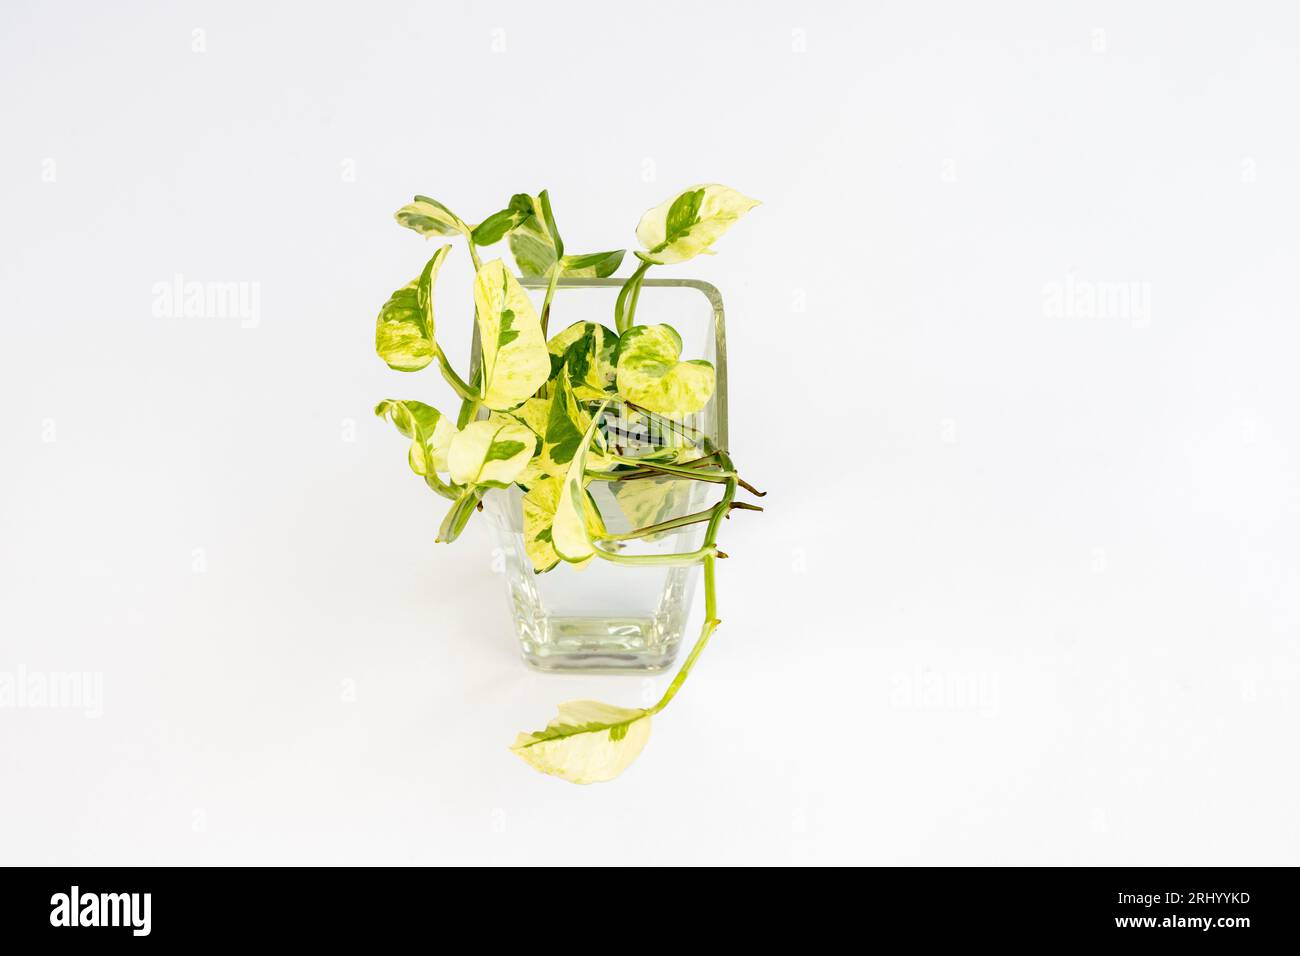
[374,184,761,783]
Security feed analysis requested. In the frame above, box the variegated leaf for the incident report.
[447,419,536,488]
[547,321,619,400]
[552,406,608,564]
[521,475,563,573]
[472,259,551,410]
[374,399,456,477]
[635,184,759,264]
[615,324,715,416]
[374,246,450,372]
[512,699,652,784]
[394,196,467,238]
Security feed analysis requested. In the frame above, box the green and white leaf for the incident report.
[447,419,537,488]
[512,699,652,784]
[547,321,619,400]
[615,324,716,416]
[635,184,759,264]
[394,196,467,238]
[472,259,551,410]
[374,398,456,476]
[374,246,450,372]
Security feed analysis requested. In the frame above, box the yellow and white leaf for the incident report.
[615,324,715,416]
[447,419,536,488]
[635,184,759,264]
[473,259,551,410]
[512,699,652,784]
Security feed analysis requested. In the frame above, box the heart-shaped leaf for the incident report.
[447,419,536,488]
[395,196,468,238]
[374,246,450,372]
[635,184,759,264]
[615,324,716,416]
[472,259,551,410]
[374,399,456,477]
[511,699,652,784]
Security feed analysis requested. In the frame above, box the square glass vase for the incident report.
[479,277,727,673]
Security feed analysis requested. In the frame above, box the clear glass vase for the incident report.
[480,277,727,673]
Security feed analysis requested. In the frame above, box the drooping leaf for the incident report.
[374,399,457,477]
[511,699,652,784]
[395,196,467,238]
[552,406,608,564]
[635,184,759,264]
[472,259,551,410]
[374,246,450,372]
[546,321,619,399]
[615,324,716,416]
[447,419,537,488]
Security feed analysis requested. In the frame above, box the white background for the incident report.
[2,1,1297,865]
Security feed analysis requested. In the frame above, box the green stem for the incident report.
[649,474,736,713]
[611,456,734,484]
[584,452,722,482]
[463,230,483,272]
[621,401,712,449]
[592,543,716,567]
[600,506,719,542]
[614,260,652,333]
[423,472,459,501]
[540,266,561,338]
[651,614,718,714]
[435,346,478,402]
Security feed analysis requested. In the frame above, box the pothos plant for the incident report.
[374,184,762,783]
